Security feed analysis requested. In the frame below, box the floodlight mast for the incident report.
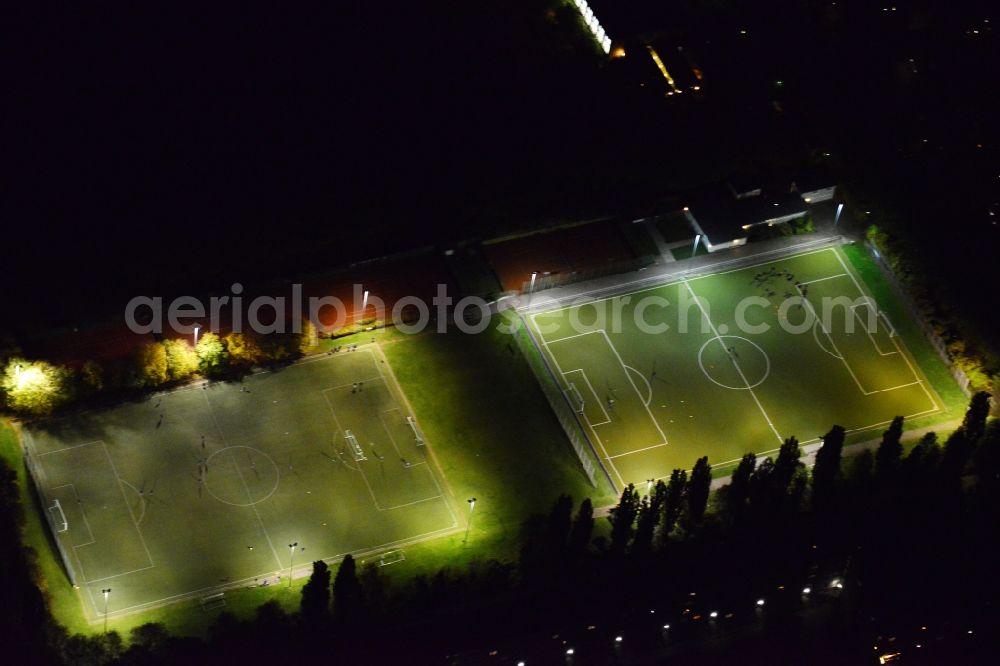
[691,233,702,258]
[463,498,477,543]
[194,324,201,347]
[288,542,299,588]
[102,588,111,633]
[835,203,844,227]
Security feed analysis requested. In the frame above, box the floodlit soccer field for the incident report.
[529,246,943,489]
[24,346,458,620]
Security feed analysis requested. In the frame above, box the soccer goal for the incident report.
[49,499,69,533]
[406,416,425,446]
[345,430,367,461]
[200,592,226,611]
[564,382,585,414]
[364,549,405,567]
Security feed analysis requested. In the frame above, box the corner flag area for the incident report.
[23,345,458,620]
[528,246,944,489]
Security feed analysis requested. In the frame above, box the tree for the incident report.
[332,554,364,625]
[1,359,73,416]
[133,342,168,387]
[608,484,640,556]
[875,416,905,480]
[723,453,756,520]
[962,391,992,445]
[903,432,941,483]
[195,332,228,376]
[300,560,331,626]
[940,427,974,481]
[80,360,104,394]
[631,480,666,555]
[567,498,594,560]
[224,332,263,369]
[812,426,845,511]
[163,339,198,381]
[658,469,687,545]
[300,318,319,353]
[543,494,573,560]
[683,456,712,530]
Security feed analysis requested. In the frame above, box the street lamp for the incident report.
[362,289,370,313]
[193,324,201,347]
[463,498,477,543]
[835,203,844,227]
[102,588,111,633]
[288,542,298,588]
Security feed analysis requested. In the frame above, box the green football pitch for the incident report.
[23,345,459,620]
[528,246,944,489]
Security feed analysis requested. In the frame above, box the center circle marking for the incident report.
[205,445,280,507]
[697,335,770,390]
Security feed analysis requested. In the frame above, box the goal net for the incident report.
[345,430,367,461]
[564,382,585,414]
[49,498,68,533]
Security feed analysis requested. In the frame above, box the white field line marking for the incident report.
[831,250,941,413]
[533,320,626,490]
[562,369,610,424]
[37,440,103,457]
[81,564,156,586]
[851,303,897,356]
[682,280,783,443]
[607,442,669,460]
[203,390,282,570]
[798,273,848,286]
[370,341,460,529]
[50,483,96,546]
[795,279,871,395]
[102,443,155,569]
[625,365,653,406]
[812,320,842,359]
[119,479,148,526]
[543,329,606,345]
[527,241,838,314]
[94,521,464,619]
[600,330,669,447]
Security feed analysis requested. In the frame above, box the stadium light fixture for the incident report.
[530,272,538,295]
[463,498,477,543]
[288,542,298,588]
[615,635,623,643]
[835,203,844,227]
[802,586,811,595]
[194,324,201,347]
[709,611,718,618]
[362,289,370,312]
[756,598,766,607]
[102,588,111,633]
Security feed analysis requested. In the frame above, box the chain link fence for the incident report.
[21,438,79,586]
[509,314,616,493]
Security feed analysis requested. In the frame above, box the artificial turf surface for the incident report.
[528,245,958,489]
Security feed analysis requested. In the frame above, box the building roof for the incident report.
[687,185,807,246]
[791,164,837,193]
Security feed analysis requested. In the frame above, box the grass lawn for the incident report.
[528,246,961,487]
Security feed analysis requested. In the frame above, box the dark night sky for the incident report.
[2,2,619,329]
[2,1,997,344]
